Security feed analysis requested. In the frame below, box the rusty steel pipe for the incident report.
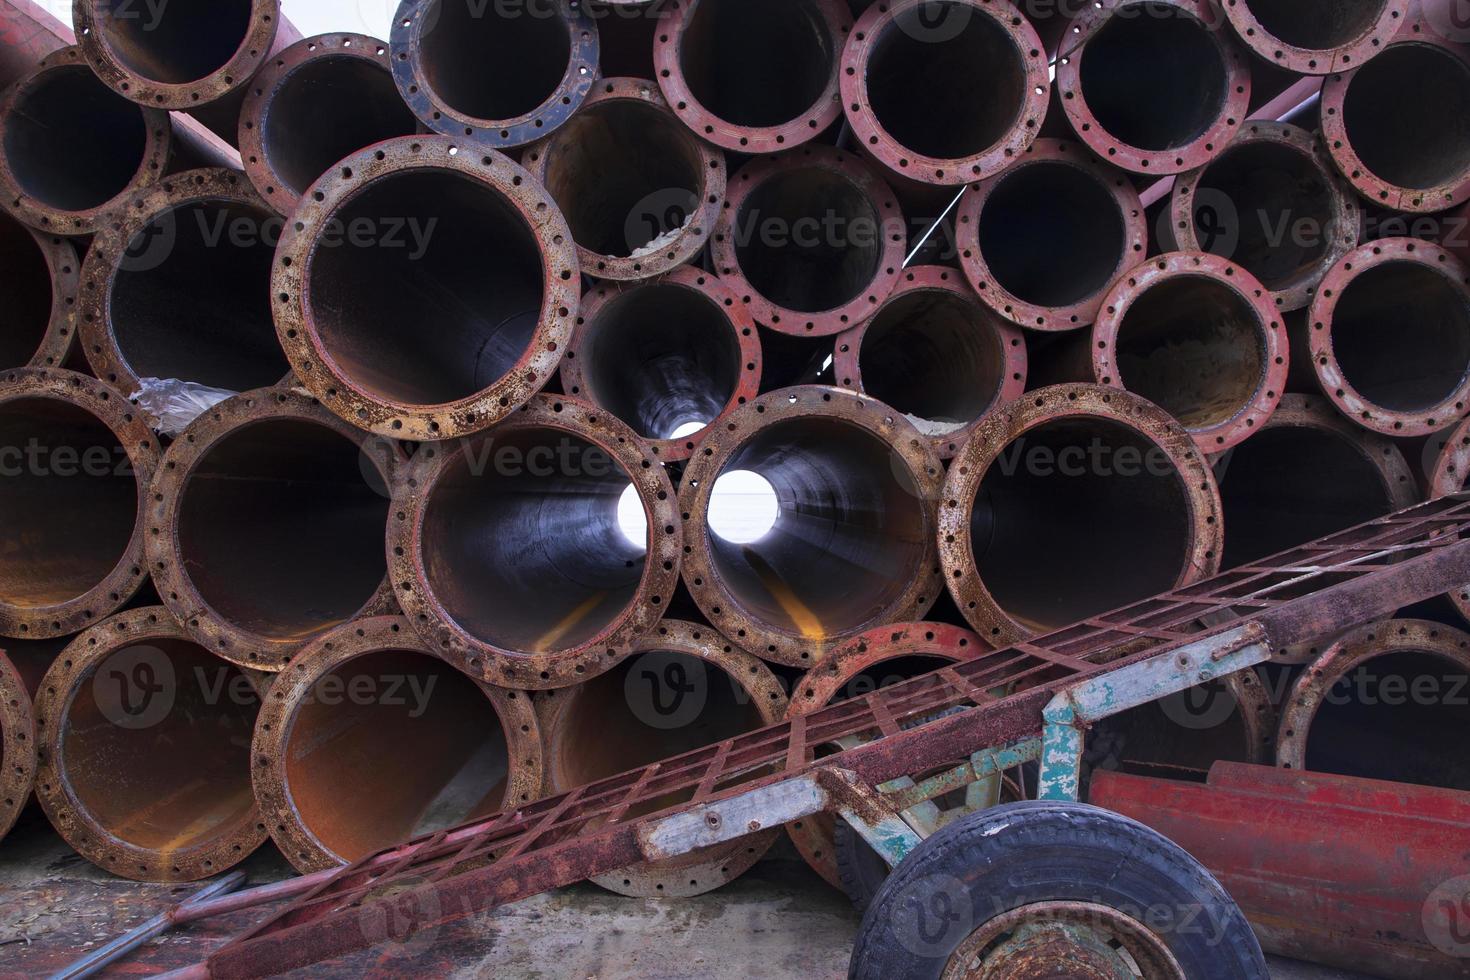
[238,33,418,215]
[0,368,158,640]
[146,387,401,671]
[1428,415,1470,625]
[0,211,78,369]
[524,76,724,281]
[535,620,787,897]
[390,394,681,691]
[712,147,906,338]
[832,266,1026,459]
[559,268,761,461]
[272,136,579,442]
[1056,0,1252,176]
[1222,0,1410,74]
[653,0,847,153]
[679,386,945,666]
[33,607,267,881]
[939,384,1223,644]
[0,650,36,844]
[0,0,69,89]
[252,615,543,873]
[956,137,1147,332]
[1308,237,1470,437]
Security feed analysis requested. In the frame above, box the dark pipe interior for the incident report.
[62,638,258,853]
[176,419,389,643]
[2,65,147,212]
[1342,43,1470,190]
[1245,0,1387,50]
[307,170,545,407]
[1095,679,1253,782]
[1078,2,1228,152]
[0,216,53,368]
[679,0,835,128]
[418,0,572,121]
[422,427,648,655]
[283,650,509,861]
[833,654,953,703]
[1331,261,1470,412]
[0,397,137,608]
[978,160,1128,308]
[972,418,1192,632]
[95,0,252,84]
[576,284,743,441]
[263,56,418,199]
[1114,276,1266,431]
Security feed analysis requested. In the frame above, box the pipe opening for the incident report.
[1096,679,1252,782]
[306,169,545,407]
[2,65,146,212]
[706,418,929,638]
[579,285,743,441]
[542,100,705,258]
[263,57,419,199]
[978,161,1127,308]
[833,655,953,703]
[1342,43,1470,190]
[972,418,1191,632]
[0,398,137,608]
[678,0,835,128]
[1114,276,1266,430]
[93,0,252,84]
[111,200,288,390]
[1331,261,1470,412]
[422,427,647,654]
[866,2,1027,160]
[733,168,883,314]
[1244,0,1387,50]
[858,290,1005,434]
[62,639,257,851]
[282,649,509,861]
[418,0,572,121]
[1078,3,1228,152]
[0,217,52,368]
[176,419,389,642]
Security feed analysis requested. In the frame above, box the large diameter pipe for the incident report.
[272,135,580,442]
[535,619,787,897]
[1055,0,1252,176]
[1222,0,1411,74]
[1307,237,1470,437]
[0,210,78,369]
[390,394,682,691]
[524,76,724,281]
[33,607,268,881]
[251,615,544,873]
[559,268,761,461]
[712,147,907,338]
[146,387,400,671]
[832,265,1027,459]
[679,386,946,666]
[939,384,1223,644]
[1427,416,1470,630]
[956,137,1147,332]
[0,368,158,639]
[0,0,68,88]
[0,650,36,844]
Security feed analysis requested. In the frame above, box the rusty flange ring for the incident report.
[272,135,580,441]
[944,901,1187,979]
[146,386,403,671]
[0,47,172,236]
[939,384,1223,645]
[523,76,724,281]
[679,386,946,667]
[956,138,1147,331]
[251,615,544,873]
[0,368,158,639]
[711,146,907,337]
[1,219,80,369]
[33,607,269,881]
[390,0,599,148]
[1222,0,1411,74]
[839,0,1050,186]
[560,267,761,461]
[1092,251,1289,453]
[391,393,682,690]
[1056,0,1252,176]
[0,652,36,845]
[1308,237,1470,437]
[536,619,788,897]
[786,621,985,888]
[1429,415,1470,626]
[1168,122,1362,314]
[653,0,849,153]
[832,265,1027,459]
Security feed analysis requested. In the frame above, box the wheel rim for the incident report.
[942,902,1186,979]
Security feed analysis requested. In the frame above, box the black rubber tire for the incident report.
[848,800,1267,980]
[834,817,889,912]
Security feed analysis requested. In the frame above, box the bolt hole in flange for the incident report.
[89,0,254,86]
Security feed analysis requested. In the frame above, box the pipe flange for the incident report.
[9,225,80,369]
[1429,415,1470,625]
[1222,0,1411,74]
[0,652,36,844]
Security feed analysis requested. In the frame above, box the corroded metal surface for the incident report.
[1223,0,1411,75]
[940,901,1187,979]
[0,216,79,369]
[0,650,36,844]
[1430,414,1470,623]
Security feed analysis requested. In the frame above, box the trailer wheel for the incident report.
[848,801,1266,980]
